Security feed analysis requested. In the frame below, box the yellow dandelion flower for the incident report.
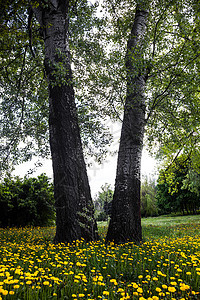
[9,291,15,295]
[152,277,158,281]
[103,291,109,295]
[14,285,20,289]
[162,284,167,289]
[2,290,8,296]
[137,287,143,293]
[168,287,176,293]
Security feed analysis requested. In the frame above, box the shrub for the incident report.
[0,174,55,227]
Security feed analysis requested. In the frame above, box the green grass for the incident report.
[0,215,199,300]
[142,214,200,240]
[97,214,200,240]
[142,214,200,227]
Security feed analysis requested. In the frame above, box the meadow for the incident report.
[0,215,200,300]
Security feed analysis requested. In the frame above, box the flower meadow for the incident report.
[0,221,200,300]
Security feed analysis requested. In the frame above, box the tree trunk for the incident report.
[106,6,149,244]
[33,1,98,243]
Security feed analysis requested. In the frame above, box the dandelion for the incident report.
[168,286,176,293]
[162,284,167,289]
[137,287,143,293]
[103,291,109,295]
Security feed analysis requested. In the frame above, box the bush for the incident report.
[0,174,55,227]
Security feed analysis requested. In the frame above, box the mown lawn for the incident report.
[0,215,199,299]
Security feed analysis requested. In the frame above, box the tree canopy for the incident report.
[0,0,112,175]
[1,0,199,173]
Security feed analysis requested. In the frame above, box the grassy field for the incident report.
[0,215,199,299]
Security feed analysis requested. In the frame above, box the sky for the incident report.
[14,121,158,197]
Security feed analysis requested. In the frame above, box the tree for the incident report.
[94,183,113,221]
[31,0,99,242]
[106,2,149,243]
[105,0,200,243]
[141,176,158,217]
[0,0,100,242]
[156,155,200,215]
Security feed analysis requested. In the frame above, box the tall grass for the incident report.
[0,215,199,299]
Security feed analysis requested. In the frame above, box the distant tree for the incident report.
[94,184,113,221]
[156,155,200,215]
[141,176,158,217]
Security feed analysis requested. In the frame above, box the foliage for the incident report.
[94,183,113,221]
[0,0,113,175]
[0,174,55,227]
[144,0,200,163]
[0,218,200,299]
[102,0,200,164]
[141,176,158,217]
[156,155,200,215]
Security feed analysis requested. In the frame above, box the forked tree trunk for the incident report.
[106,6,149,244]
[33,0,98,243]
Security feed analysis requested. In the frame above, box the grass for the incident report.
[142,214,200,240]
[0,215,199,299]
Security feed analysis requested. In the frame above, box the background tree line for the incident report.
[0,154,199,228]
[95,155,200,221]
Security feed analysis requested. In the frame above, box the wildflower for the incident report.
[2,290,8,296]
[110,279,118,285]
[186,272,191,275]
[180,284,190,291]
[152,277,158,281]
[137,287,143,293]
[162,284,167,289]
[168,287,176,293]
[103,291,109,295]
[14,285,20,289]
